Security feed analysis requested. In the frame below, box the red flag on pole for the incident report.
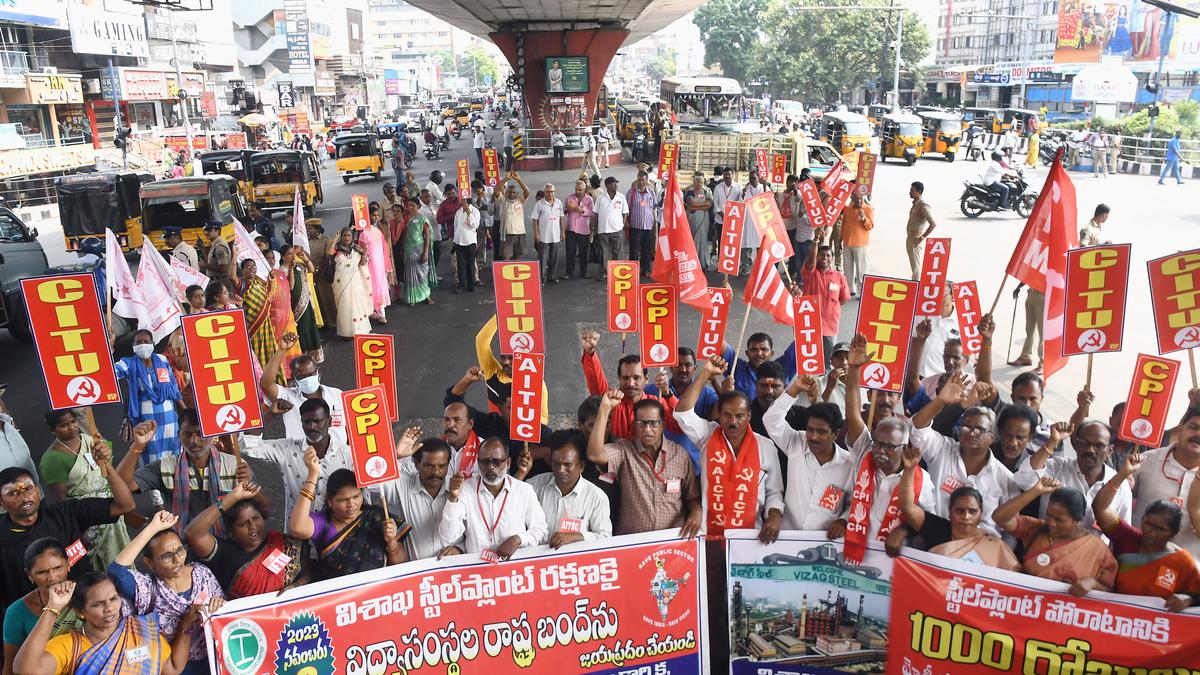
[743,245,794,326]
[1003,155,1078,379]
[652,165,711,312]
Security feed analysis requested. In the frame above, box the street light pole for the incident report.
[892,13,903,107]
[166,9,194,154]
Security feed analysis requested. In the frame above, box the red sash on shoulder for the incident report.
[457,430,480,476]
[706,429,761,537]
[844,453,921,564]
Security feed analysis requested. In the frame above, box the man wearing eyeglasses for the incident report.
[437,438,547,561]
[0,440,136,606]
[586,392,701,538]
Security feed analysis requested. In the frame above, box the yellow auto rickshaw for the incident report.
[56,171,153,252]
[992,108,1040,134]
[467,96,485,112]
[866,104,891,127]
[617,102,651,143]
[879,112,924,165]
[819,111,872,155]
[248,150,323,214]
[441,101,458,119]
[454,105,472,127]
[961,107,997,131]
[139,175,247,252]
[917,111,963,161]
[334,133,384,184]
[198,149,254,205]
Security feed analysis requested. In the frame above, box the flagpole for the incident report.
[621,333,627,354]
[988,276,1008,317]
[1189,348,1198,390]
[1084,354,1094,393]
[866,390,878,430]
[729,300,753,381]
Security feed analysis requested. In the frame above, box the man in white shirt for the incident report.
[239,399,356,535]
[495,172,530,261]
[913,283,960,379]
[532,182,565,284]
[596,125,613,168]
[1014,421,1130,535]
[437,438,548,559]
[582,129,600,177]
[739,171,769,272]
[910,374,1019,536]
[379,439,451,560]
[425,169,445,211]
[550,128,568,171]
[259,335,346,444]
[1131,408,1200,556]
[763,382,856,531]
[526,431,612,548]
[712,168,742,263]
[981,151,1012,210]
[675,355,786,542]
[472,127,486,168]
[594,176,628,279]
[451,197,480,293]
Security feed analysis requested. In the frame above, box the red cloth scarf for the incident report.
[450,429,480,476]
[705,429,761,537]
[844,453,921,564]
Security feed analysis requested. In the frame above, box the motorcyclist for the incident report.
[981,151,1013,210]
[435,121,449,148]
[964,124,983,158]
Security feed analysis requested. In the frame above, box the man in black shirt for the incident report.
[0,441,135,606]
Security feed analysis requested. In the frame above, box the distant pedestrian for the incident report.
[582,129,601,177]
[905,181,936,280]
[502,122,516,171]
[1089,130,1110,177]
[1158,130,1184,185]
[551,128,567,171]
[597,124,613,169]
[840,186,873,296]
[595,176,628,279]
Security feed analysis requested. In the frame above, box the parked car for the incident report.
[0,205,48,340]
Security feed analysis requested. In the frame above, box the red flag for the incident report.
[1003,156,1078,379]
[652,166,711,312]
[744,246,793,326]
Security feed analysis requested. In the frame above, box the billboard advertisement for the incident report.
[1055,0,1200,68]
[545,56,589,93]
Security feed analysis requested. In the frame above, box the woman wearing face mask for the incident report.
[183,481,306,598]
[107,511,224,675]
[2,539,81,672]
[14,572,198,675]
[290,453,409,581]
[328,227,373,339]
[113,330,182,465]
[279,245,324,363]
[38,412,131,569]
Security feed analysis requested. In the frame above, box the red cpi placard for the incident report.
[354,334,397,422]
[351,194,370,231]
[855,276,919,392]
[639,284,678,368]
[482,148,500,187]
[510,352,544,443]
[717,200,745,276]
[697,287,732,359]
[953,280,984,358]
[770,153,787,184]
[797,178,828,231]
[745,190,794,262]
[180,310,263,437]
[1118,353,1181,448]
[606,261,639,333]
[657,141,678,181]
[1146,249,1199,355]
[21,274,121,410]
[492,261,544,355]
[1063,244,1131,356]
[856,152,878,197]
[754,148,768,180]
[792,294,825,375]
[456,159,470,199]
[341,385,400,488]
[917,237,952,317]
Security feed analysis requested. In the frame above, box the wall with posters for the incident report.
[1055,0,1200,69]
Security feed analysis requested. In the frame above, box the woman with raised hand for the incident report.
[183,481,306,598]
[2,539,81,673]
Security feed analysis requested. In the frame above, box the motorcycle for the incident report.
[1039,134,1064,166]
[423,142,440,160]
[631,131,648,163]
[959,168,1037,218]
[963,131,984,161]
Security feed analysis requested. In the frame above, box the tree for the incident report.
[645,49,677,82]
[749,0,930,102]
[457,47,500,87]
[693,0,767,82]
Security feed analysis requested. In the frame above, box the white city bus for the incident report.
[660,76,744,128]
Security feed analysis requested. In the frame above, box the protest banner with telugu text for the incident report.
[180,309,263,437]
[342,384,400,487]
[21,274,121,410]
[354,334,397,422]
[206,531,706,675]
[493,261,545,355]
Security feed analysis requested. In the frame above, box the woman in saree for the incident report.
[203,281,237,311]
[230,258,284,383]
[262,248,303,377]
[329,227,373,339]
[107,511,224,675]
[1095,452,1200,611]
[401,197,434,306]
[359,204,394,323]
[892,446,1019,571]
[3,539,82,673]
[13,571,197,675]
[278,244,324,364]
[289,450,409,581]
[39,412,131,569]
[183,481,306,598]
[113,330,182,465]
[994,478,1118,596]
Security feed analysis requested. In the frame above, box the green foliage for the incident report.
[749,0,931,101]
[693,0,768,82]
[1053,104,1199,139]
[457,47,500,85]
[645,49,677,83]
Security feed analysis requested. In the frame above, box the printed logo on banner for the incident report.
[273,612,334,675]
[220,618,267,675]
[607,261,639,332]
[1119,354,1181,447]
[341,385,399,486]
[639,284,678,367]
[1146,249,1200,353]
[855,276,919,392]
[658,142,678,181]
[482,148,500,186]
[354,334,397,422]
[917,238,951,317]
[638,547,695,627]
[717,201,745,276]
[456,159,471,199]
[697,287,732,359]
[1063,244,1131,356]
[180,310,262,437]
[493,261,544,354]
[351,194,369,231]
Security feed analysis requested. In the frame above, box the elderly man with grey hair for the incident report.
[532,181,565,284]
[909,372,1019,536]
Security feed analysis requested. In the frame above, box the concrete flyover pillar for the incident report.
[490,29,627,160]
